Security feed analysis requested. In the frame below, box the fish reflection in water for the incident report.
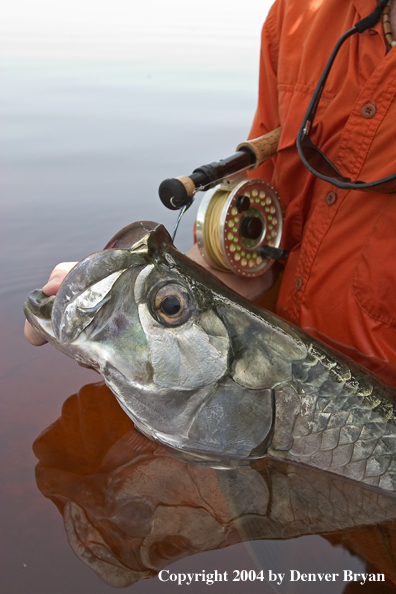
[33,382,396,589]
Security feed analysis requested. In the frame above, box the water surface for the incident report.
[1,2,395,592]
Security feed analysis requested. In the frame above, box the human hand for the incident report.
[186,244,276,302]
[24,262,77,346]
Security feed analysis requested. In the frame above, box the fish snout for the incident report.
[26,289,55,320]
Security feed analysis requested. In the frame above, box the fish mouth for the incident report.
[26,289,55,320]
[24,289,57,344]
[103,221,159,250]
[23,223,174,347]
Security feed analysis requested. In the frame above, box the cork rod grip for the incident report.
[236,127,281,169]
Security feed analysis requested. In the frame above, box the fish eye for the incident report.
[160,295,181,316]
[153,284,192,326]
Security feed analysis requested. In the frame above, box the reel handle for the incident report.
[159,127,282,210]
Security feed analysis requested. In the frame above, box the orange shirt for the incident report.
[249,0,396,386]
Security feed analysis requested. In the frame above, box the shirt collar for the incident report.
[352,0,383,19]
[352,0,386,37]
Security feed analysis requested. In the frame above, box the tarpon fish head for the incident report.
[24,222,307,465]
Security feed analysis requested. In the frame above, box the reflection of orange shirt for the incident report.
[249,0,396,386]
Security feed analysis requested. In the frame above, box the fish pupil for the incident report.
[161,295,181,316]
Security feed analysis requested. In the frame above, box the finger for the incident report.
[24,320,48,346]
[42,262,77,296]
[24,262,77,347]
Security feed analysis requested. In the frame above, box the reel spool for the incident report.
[196,178,283,278]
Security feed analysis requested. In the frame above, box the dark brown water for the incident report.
[2,4,396,592]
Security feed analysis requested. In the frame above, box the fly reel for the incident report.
[195,178,284,278]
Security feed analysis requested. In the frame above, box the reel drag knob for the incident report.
[240,216,263,240]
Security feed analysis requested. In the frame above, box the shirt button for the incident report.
[295,277,303,291]
[361,103,376,118]
[369,29,377,35]
[326,191,337,205]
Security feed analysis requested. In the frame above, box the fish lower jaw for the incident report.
[24,310,56,344]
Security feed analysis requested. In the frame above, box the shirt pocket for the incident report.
[276,83,335,152]
[352,196,396,328]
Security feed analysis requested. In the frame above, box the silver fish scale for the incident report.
[271,344,396,491]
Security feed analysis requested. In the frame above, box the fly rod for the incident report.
[158,127,281,210]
